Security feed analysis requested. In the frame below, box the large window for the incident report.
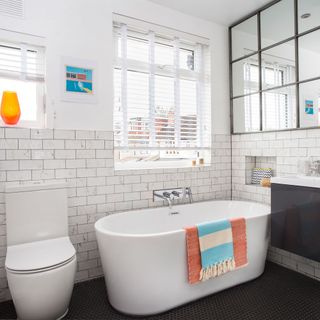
[113,19,211,169]
[0,40,45,127]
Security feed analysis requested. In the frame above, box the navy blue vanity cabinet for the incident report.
[271,181,320,262]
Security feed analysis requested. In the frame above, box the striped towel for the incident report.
[197,219,235,281]
[185,218,247,284]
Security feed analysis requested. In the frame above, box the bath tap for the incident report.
[153,191,173,209]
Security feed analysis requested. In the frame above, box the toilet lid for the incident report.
[6,237,76,272]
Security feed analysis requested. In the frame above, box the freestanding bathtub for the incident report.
[95,200,270,316]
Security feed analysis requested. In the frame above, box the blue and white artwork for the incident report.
[305,100,314,115]
[65,66,93,94]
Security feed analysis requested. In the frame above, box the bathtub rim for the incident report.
[95,200,270,238]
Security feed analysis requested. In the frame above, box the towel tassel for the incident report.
[199,258,236,281]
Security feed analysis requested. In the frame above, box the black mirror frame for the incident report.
[230,0,320,134]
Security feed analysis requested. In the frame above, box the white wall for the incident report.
[0,0,230,134]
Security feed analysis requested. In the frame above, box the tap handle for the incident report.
[171,190,181,197]
[163,191,171,198]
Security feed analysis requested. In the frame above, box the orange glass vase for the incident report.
[1,91,21,125]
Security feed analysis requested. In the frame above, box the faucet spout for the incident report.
[164,197,173,210]
[153,191,173,209]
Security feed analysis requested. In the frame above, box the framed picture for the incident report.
[305,99,314,115]
[61,57,98,104]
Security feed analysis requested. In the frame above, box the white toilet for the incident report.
[5,181,77,320]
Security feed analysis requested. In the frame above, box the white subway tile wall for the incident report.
[0,127,231,301]
[232,129,320,281]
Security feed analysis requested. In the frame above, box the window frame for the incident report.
[113,19,211,169]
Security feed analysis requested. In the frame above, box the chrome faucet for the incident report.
[153,191,173,209]
[153,187,193,210]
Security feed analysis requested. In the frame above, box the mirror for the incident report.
[299,80,320,128]
[261,0,295,49]
[230,0,320,133]
[232,54,259,98]
[298,0,320,33]
[299,29,320,81]
[233,94,260,133]
[231,15,258,61]
[262,85,296,131]
[261,41,296,90]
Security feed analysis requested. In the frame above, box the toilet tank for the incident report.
[5,181,69,246]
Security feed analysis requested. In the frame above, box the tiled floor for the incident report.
[0,262,320,320]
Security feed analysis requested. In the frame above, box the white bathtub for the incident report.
[95,200,270,316]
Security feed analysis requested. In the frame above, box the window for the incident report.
[113,20,211,169]
[0,40,45,127]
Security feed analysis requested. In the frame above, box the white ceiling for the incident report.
[147,0,272,26]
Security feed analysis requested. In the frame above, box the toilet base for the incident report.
[7,257,76,320]
[57,308,69,320]
[17,309,68,320]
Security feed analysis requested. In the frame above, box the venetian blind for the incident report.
[113,20,211,155]
[0,41,45,82]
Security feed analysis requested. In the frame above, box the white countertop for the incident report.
[271,176,320,188]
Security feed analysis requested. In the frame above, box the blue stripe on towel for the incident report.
[201,243,234,269]
[197,219,232,237]
[197,219,234,271]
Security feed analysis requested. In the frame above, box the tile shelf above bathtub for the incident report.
[245,183,270,188]
[245,156,277,186]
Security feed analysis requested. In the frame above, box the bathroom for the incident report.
[0,0,320,319]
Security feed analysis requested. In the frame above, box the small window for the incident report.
[113,21,211,169]
[0,41,45,127]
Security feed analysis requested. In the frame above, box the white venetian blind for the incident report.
[0,41,45,82]
[113,19,211,162]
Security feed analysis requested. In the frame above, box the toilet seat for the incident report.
[6,237,76,274]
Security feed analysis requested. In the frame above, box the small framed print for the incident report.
[305,99,314,115]
[61,57,98,104]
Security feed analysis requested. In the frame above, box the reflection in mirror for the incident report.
[231,15,258,61]
[299,29,320,81]
[233,94,260,133]
[261,41,296,90]
[298,0,320,33]
[261,0,294,49]
[262,85,296,131]
[299,80,320,128]
[232,54,259,97]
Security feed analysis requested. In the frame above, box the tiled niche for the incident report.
[245,156,277,185]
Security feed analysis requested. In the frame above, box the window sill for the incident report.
[114,160,211,171]
[0,121,44,129]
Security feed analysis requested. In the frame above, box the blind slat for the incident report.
[0,42,45,81]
